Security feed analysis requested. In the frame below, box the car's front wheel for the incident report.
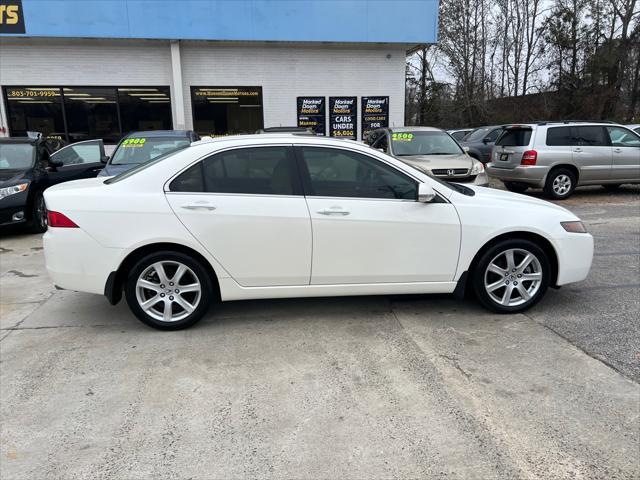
[472,239,550,313]
[29,192,48,233]
[125,251,214,330]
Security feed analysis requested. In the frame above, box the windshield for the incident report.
[111,137,190,165]
[391,131,463,156]
[0,143,36,170]
[463,127,493,142]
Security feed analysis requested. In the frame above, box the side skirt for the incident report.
[219,278,458,302]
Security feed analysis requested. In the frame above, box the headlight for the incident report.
[470,161,484,174]
[0,183,29,200]
[561,221,587,233]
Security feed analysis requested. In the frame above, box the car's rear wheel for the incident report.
[125,251,213,330]
[503,181,529,193]
[29,192,48,233]
[472,239,550,313]
[544,168,576,200]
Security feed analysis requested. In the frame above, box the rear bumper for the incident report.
[486,164,549,187]
[43,228,123,295]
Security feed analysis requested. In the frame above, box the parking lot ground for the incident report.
[1,186,639,479]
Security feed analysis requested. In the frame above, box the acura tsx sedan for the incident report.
[43,135,593,330]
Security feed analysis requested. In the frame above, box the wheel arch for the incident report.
[105,242,221,305]
[462,231,559,294]
[544,163,580,185]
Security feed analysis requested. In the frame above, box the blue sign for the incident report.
[0,0,439,43]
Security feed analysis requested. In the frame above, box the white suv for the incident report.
[487,122,640,199]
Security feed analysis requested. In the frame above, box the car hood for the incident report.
[462,184,577,217]
[0,170,28,185]
[395,154,473,171]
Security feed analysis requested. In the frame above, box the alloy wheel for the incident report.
[552,174,572,196]
[35,194,47,230]
[483,248,543,307]
[135,260,202,322]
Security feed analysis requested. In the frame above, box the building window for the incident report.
[63,87,120,143]
[191,87,263,137]
[3,86,173,144]
[117,87,172,134]
[4,87,66,141]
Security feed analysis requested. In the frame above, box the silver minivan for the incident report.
[487,122,640,199]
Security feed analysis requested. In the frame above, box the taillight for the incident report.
[47,211,79,228]
[521,150,537,166]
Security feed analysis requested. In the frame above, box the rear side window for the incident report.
[574,126,607,146]
[496,129,532,146]
[170,146,299,195]
[546,127,573,146]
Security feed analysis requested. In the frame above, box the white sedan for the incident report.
[43,135,593,330]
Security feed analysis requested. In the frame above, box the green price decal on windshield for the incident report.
[121,138,147,148]
[392,133,414,142]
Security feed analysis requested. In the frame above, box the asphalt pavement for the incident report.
[0,184,638,479]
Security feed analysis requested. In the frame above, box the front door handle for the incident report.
[613,148,623,153]
[573,147,582,153]
[181,203,216,211]
[317,208,350,216]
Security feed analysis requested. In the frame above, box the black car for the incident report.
[0,136,107,232]
[98,130,199,177]
[458,125,506,163]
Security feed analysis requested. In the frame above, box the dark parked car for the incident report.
[0,135,107,232]
[458,125,505,163]
[98,130,199,177]
[257,126,315,134]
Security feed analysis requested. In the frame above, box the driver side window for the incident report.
[372,134,389,153]
[51,141,102,166]
[300,147,416,200]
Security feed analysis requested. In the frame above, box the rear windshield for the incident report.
[496,129,532,146]
[111,136,190,165]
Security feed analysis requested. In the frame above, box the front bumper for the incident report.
[554,232,594,285]
[0,205,28,226]
[434,172,489,186]
[486,164,550,188]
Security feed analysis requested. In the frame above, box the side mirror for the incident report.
[462,146,470,153]
[417,183,436,203]
[48,157,63,168]
[100,155,110,164]
[482,137,492,144]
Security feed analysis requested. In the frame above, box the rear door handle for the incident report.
[613,148,623,153]
[181,202,216,211]
[317,208,350,216]
[573,147,582,152]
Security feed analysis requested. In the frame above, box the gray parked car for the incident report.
[446,129,472,141]
[487,122,640,199]
[458,125,505,163]
[366,127,488,186]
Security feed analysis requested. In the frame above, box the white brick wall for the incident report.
[180,42,407,139]
[0,38,407,140]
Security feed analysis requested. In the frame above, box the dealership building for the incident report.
[0,0,438,143]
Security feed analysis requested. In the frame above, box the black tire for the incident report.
[503,181,529,193]
[472,239,550,314]
[602,184,621,191]
[28,192,48,233]
[124,251,214,330]
[544,168,576,200]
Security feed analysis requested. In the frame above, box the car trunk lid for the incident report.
[491,126,534,169]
